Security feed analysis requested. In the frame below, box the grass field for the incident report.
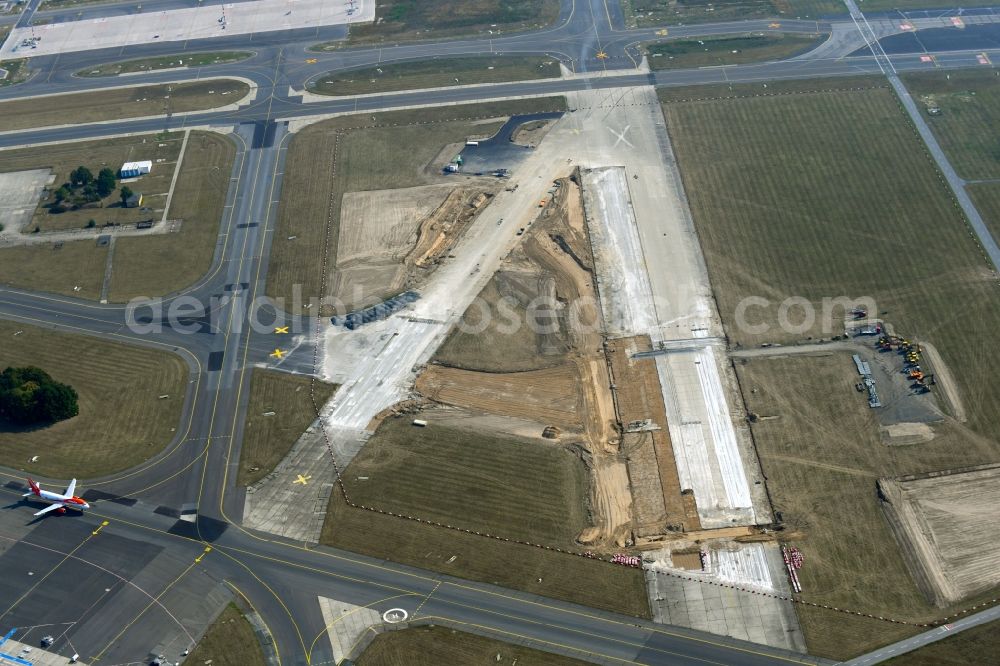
[646,33,825,69]
[434,279,557,372]
[356,625,588,665]
[310,56,560,96]
[0,79,248,131]
[0,242,107,299]
[237,370,337,487]
[884,618,1000,665]
[970,183,1000,244]
[328,0,559,44]
[661,78,1000,656]
[268,97,566,314]
[902,70,1000,180]
[1,133,184,233]
[736,355,1000,658]
[340,416,589,545]
[108,131,236,301]
[322,415,650,618]
[623,0,843,26]
[185,604,266,666]
[661,78,1000,438]
[0,319,187,478]
[77,52,253,77]
[0,59,30,87]
[0,131,236,301]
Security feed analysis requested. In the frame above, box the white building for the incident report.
[120,161,152,178]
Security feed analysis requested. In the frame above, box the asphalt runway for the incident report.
[860,23,1000,54]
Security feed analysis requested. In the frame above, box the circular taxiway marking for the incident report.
[382,608,408,623]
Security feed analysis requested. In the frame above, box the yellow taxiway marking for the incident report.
[270,348,287,359]
[294,474,311,485]
[655,29,668,36]
[92,520,109,536]
[306,58,318,64]
[195,546,212,563]
[274,326,289,334]
[769,22,781,28]
[595,50,609,60]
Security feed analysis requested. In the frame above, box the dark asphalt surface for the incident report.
[0,0,997,663]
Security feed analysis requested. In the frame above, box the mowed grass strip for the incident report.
[268,98,566,313]
[323,415,650,617]
[310,56,560,96]
[622,0,843,26]
[646,33,826,70]
[318,0,559,45]
[662,81,1000,438]
[237,370,337,487]
[77,52,254,77]
[0,79,248,131]
[969,183,1000,244]
[356,625,589,665]
[185,603,266,666]
[0,319,188,478]
[341,416,589,545]
[109,131,237,301]
[737,355,1000,659]
[0,242,107,299]
[903,70,1000,180]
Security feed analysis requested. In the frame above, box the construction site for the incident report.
[879,463,1000,608]
[333,184,497,310]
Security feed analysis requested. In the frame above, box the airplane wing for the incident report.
[33,504,63,517]
[63,479,77,498]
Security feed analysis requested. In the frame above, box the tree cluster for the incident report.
[0,366,79,426]
[52,166,118,210]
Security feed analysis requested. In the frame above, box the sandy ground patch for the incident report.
[415,364,581,431]
[879,463,1000,606]
[333,184,494,309]
[334,184,452,306]
[920,341,966,422]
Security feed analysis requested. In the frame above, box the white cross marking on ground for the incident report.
[610,125,633,148]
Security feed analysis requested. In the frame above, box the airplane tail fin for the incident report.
[25,478,41,497]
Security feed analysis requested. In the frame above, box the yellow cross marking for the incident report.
[270,348,287,359]
[274,326,289,334]
[655,29,668,36]
[294,474,311,485]
[769,22,781,28]
[596,51,608,60]
[306,58,318,64]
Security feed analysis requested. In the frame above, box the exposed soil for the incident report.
[334,184,495,309]
[421,175,634,548]
[879,464,1000,606]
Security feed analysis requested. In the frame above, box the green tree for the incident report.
[70,166,93,187]
[96,168,116,198]
[0,366,79,426]
[53,186,70,203]
[119,185,134,207]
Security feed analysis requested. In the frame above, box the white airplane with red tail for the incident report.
[23,478,90,516]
